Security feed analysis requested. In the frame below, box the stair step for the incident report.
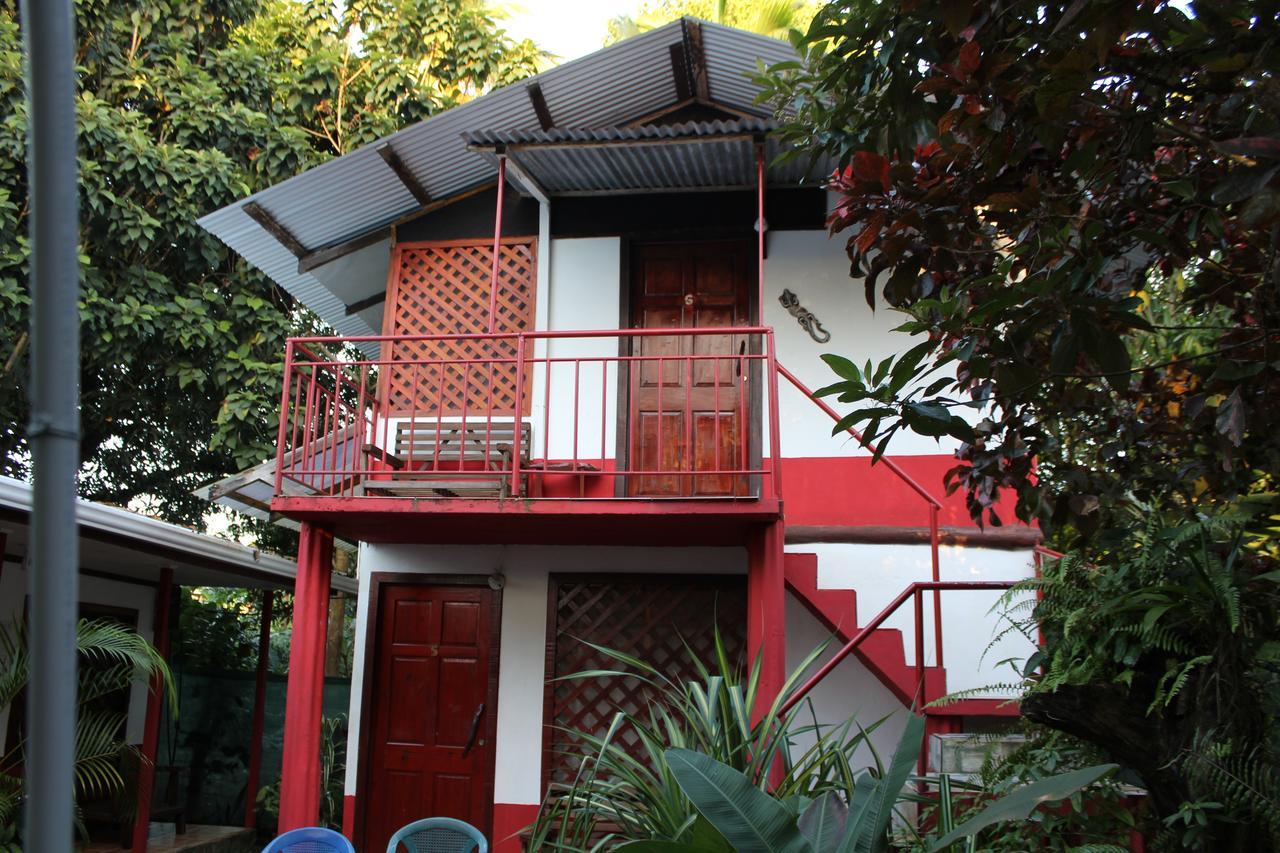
[784,551,949,708]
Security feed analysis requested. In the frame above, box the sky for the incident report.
[501,0,641,62]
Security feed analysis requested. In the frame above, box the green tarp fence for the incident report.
[158,666,350,826]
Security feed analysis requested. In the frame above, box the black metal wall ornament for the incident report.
[779,289,831,343]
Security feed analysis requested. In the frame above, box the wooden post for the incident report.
[245,588,274,828]
[278,522,334,831]
[131,567,174,852]
[325,549,350,677]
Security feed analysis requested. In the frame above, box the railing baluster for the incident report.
[572,359,580,473]
[510,335,526,497]
[274,341,295,496]
[684,356,694,496]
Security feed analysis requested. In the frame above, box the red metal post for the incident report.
[278,522,335,832]
[245,588,274,828]
[488,156,507,335]
[131,567,174,852]
[930,504,943,668]
[747,520,786,723]
[765,330,783,500]
[756,142,766,317]
[511,334,526,497]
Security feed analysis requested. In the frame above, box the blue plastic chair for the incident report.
[386,817,488,853]
[262,826,356,853]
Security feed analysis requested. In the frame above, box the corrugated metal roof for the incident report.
[198,19,812,336]
[464,119,829,194]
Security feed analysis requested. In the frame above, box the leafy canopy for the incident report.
[0,0,542,523]
[759,0,1280,537]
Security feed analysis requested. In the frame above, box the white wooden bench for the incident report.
[361,420,531,498]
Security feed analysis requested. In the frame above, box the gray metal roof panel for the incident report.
[197,19,805,333]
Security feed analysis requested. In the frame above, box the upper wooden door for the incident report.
[627,240,753,497]
[361,582,498,852]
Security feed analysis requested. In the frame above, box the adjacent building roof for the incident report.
[0,476,357,593]
[196,18,814,340]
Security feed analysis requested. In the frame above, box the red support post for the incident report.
[278,522,335,832]
[747,519,786,722]
[131,567,174,852]
[930,504,943,669]
[488,156,507,335]
[245,588,274,828]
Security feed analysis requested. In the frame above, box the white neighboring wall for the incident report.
[0,559,156,744]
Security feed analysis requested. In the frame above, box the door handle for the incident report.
[461,702,485,758]
[736,340,747,377]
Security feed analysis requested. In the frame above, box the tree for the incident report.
[760,0,1280,846]
[606,0,822,43]
[0,0,543,524]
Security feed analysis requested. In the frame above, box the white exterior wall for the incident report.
[345,543,747,805]
[0,557,156,744]
[511,228,958,463]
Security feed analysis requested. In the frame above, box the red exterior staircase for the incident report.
[784,552,947,708]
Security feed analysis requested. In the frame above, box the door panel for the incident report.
[628,240,752,497]
[363,583,496,852]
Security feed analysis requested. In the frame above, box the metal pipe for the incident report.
[488,156,507,334]
[756,143,766,314]
[20,0,81,849]
[931,504,943,668]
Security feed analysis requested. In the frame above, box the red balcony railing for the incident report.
[272,327,782,503]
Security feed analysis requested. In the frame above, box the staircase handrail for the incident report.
[776,360,948,668]
[779,580,1018,717]
[775,362,944,509]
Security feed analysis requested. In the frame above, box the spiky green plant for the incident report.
[524,632,889,849]
[0,618,173,838]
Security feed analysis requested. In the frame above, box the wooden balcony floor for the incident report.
[272,495,782,545]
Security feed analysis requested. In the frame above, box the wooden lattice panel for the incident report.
[381,238,537,416]
[544,576,747,786]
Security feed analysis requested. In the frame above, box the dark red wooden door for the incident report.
[628,240,752,496]
[362,583,496,852]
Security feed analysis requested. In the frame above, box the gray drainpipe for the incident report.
[20,0,81,850]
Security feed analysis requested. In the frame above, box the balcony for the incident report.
[264,327,783,544]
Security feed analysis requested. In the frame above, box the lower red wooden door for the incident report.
[361,582,498,852]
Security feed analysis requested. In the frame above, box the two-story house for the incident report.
[197,19,1040,852]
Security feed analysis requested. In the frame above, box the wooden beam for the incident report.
[683,20,710,102]
[297,227,389,274]
[669,42,693,101]
[503,151,550,205]
[242,201,307,258]
[377,143,432,206]
[345,290,386,316]
[785,524,1043,550]
[526,82,555,131]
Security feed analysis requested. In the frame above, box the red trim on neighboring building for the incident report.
[493,803,539,853]
[342,795,356,843]
[131,567,173,852]
[277,522,335,832]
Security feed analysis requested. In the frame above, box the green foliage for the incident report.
[0,618,172,839]
[0,0,542,524]
[761,1,1280,845]
[759,0,1280,537]
[606,0,822,43]
[524,634,886,849]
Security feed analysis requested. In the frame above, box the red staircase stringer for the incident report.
[784,552,946,708]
